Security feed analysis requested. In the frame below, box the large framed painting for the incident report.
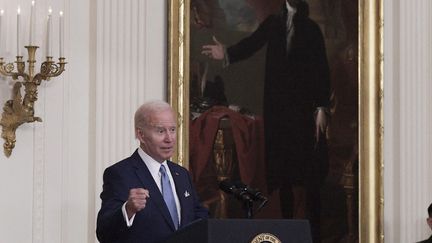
[168,0,383,242]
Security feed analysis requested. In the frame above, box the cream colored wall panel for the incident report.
[65,0,91,241]
[42,74,65,243]
[384,0,432,242]
[384,1,399,242]
[0,0,92,242]
[0,0,164,242]
[144,0,167,99]
[93,1,166,242]
[94,0,166,172]
[0,147,33,243]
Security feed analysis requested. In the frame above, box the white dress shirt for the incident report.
[121,148,181,227]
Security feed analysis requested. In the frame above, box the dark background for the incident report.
[189,1,359,242]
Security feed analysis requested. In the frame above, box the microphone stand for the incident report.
[219,179,268,219]
[244,199,254,219]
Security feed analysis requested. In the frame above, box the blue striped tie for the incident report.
[160,165,179,229]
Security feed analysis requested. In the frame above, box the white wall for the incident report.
[0,0,92,242]
[92,0,167,241]
[0,0,431,242]
[0,0,166,242]
[384,0,432,242]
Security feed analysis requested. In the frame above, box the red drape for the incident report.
[189,106,266,191]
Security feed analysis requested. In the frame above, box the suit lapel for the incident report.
[130,152,176,230]
[167,161,188,227]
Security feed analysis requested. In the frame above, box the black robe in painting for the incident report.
[226,3,330,189]
[226,4,330,242]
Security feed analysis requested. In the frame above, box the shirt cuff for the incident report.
[122,202,136,227]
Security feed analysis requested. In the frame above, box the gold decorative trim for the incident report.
[168,0,190,167]
[168,0,384,241]
[359,0,383,242]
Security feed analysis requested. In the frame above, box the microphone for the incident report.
[219,179,252,202]
[233,181,268,202]
[233,181,268,211]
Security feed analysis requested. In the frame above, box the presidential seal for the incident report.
[250,233,281,243]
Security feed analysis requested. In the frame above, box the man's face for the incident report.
[427,217,432,231]
[138,109,177,163]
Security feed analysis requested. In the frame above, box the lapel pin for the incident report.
[184,191,190,197]
[175,172,179,176]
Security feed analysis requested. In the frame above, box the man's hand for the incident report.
[315,109,328,143]
[202,36,225,60]
[126,188,150,218]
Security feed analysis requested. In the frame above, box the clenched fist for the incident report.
[125,188,150,218]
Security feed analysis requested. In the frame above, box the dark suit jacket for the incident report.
[96,150,209,243]
[418,235,432,243]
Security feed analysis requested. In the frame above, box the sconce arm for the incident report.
[0,58,28,81]
[35,58,67,82]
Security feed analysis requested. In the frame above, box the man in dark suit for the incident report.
[418,203,432,243]
[96,100,209,243]
[202,0,330,242]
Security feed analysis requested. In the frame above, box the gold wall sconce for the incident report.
[0,47,66,157]
[0,4,66,157]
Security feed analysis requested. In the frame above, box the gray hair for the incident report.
[134,100,174,138]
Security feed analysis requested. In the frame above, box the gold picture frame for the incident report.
[168,0,383,242]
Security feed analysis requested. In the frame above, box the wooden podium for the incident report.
[163,219,312,243]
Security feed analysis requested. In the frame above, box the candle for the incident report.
[29,0,35,45]
[17,6,21,56]
[0,10,3,54]
[59,11,64,57]
[46,8,52,56]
